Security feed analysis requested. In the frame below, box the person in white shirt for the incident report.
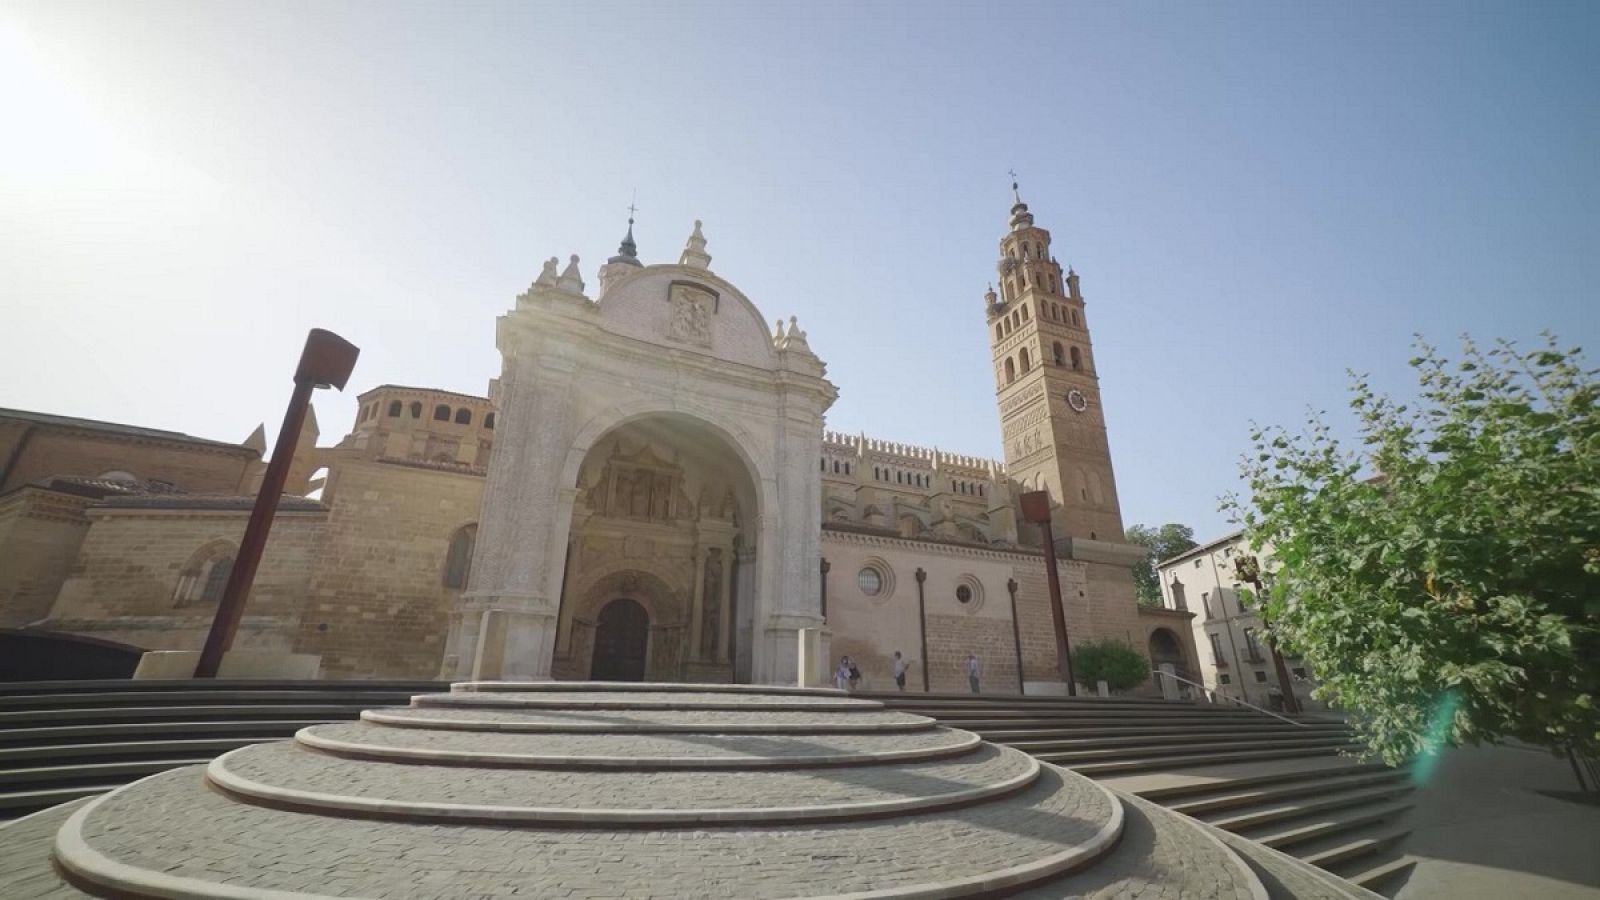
[835,657,851,691]
[892,651,908,691]
[966,653,981,693]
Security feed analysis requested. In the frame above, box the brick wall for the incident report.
[0,419,256,494]
[0,487,95,627]
[292,458,484,679]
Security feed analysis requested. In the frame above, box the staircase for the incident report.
[0,679,440,820]
[871,692,1418,895]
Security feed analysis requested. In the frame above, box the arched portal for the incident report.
[591,598,649,681]
[1148,627,1186,691]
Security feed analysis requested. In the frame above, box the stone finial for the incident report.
[680,219,712,270]
[557,254,585,294]
[773,318,786,341]
[243,424,267,455]
[779,315,812,353]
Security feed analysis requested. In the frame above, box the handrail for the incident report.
[1152,669,1307,728]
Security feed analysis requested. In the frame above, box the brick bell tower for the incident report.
[985,177,1149,641]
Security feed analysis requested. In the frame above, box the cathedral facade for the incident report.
[2,192,1200,691]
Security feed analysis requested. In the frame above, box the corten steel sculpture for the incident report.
[1020,490,1076,695]
[196,329,359,678]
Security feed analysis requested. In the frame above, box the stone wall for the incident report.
[0,487,95,627]
[42,502,325,652]
[292,457,484,679]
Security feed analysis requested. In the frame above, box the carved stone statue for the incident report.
[535,256,559,287]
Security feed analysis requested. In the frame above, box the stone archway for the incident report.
[1148,626,1187,693]
[591,598,649,681]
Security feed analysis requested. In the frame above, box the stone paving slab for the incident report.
[411,690,883,711]
[1012,792,1267,900]
[60,763,1120,899]
[365,705,935,733]
[210,741,1039,824]
[299,720,981,767]
[0,799,94,899]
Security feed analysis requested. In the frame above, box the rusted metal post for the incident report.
[914,567,929,692]
[196,329,359,678]
[1006,577,1025,694]
[1020,490,1075,695]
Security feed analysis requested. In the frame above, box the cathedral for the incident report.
[0,188,1200,691]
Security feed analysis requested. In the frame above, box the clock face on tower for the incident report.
[1066,389,1088,413]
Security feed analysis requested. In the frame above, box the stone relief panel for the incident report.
[666,281,716,348]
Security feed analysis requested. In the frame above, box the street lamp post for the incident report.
[1020,490,1075,695]
[195,329,359,679]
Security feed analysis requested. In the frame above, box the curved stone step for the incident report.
[298,720,981,768]
[1012,791,1268,899]
[365,705,936,734]
[57,762,1123,899]
[0,797,97,898]
[452,681,848,697]
[208,740,1040,825]
[410,689,883,712]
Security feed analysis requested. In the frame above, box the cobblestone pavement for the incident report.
[365,705,934,732]
[67,764,1114,898]
[412,690,881,710]
[1013,792,1265,900]
[0,801,93,899]
[214,740,1033,817]
[301,720,976,762]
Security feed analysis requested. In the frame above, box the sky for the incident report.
[1,0,1595,539]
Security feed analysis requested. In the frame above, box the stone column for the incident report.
[756,414,826,683]
[717,541,734,663]
[456,350,576,681]
[687,544,706,661]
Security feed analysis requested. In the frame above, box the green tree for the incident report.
[1225,335,1598,766]
[1125,523,1199,607]
[1072,640,1151,693]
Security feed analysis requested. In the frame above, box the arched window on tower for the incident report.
[1049,274,1057,294]
[1053,342,1065,366]
[1021,304,1030,321]
[387,400,402,417]
[995,323,1003,341]
[454,408,472,425]
[1004,358,1016,385]
[433,404,450,421]
[444,524,478,590]
[1019,347,1031,372]
[484,413,495,429]
[410,402,422,418]
[173,541,236,608]
[1071,308,1080,327]
[1070,346,1083,371]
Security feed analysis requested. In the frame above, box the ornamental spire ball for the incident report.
[680,219,712,269]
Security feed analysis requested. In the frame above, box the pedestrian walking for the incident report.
[848,656,862,691]
[835,657,851,691]
[966,653,981,693]
[892,651,908,691]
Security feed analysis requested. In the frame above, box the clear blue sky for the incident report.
[1,0,1595,538]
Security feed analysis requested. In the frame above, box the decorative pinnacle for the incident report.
[609,191,641,266]
[1008,168,1021,204]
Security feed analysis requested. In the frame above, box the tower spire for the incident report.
[608,191,642,267]
[1006,169,1034,230]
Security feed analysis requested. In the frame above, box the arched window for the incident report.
[173,542,236,608]
[1004,358,1016,384]
[1053,342,1065,366]
[821,458,827,472]
[1049,275,1057,294]
[844,462,850,475]
[444,524,477,590]
[454,408,472,425]
[1021,304,1030,321]
[995,323,1003,341]
[410,401,422,418]
[1070,346,1083,371]
[1019,347,1031,372]
[433,404,450,421]
[1071,308,1080,327]
[387,400,402,417]
[484,413,495,429]
[978,485,984,498]
[896,471,903,484]
[833,460,841,474]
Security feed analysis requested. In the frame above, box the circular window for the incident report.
[956,584,973,604]
[955,575,986,613]
[858,567,883,596]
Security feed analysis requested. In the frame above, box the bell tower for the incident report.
[986,179,1127,545]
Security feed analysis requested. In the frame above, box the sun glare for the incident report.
[0,20,122,184]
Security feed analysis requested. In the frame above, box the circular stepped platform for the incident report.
[0,681,1366,899]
